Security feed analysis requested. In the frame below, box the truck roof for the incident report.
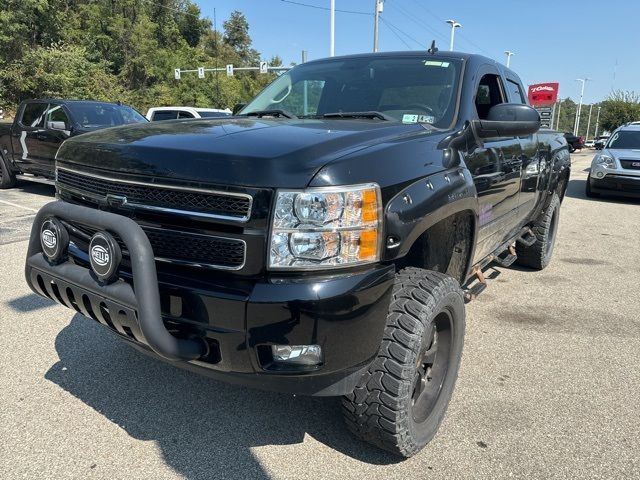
[303,50,521,82]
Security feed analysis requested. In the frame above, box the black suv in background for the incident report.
[0,99,147,188]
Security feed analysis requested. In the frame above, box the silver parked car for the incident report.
[587,123,640,198]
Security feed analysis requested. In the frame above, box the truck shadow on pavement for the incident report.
[44,315,401,479]
[564,179,640,204]
[11,181,56,198]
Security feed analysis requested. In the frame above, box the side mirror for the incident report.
[232,103,247,115]
[47,120,67,131]
[472,103,541,139]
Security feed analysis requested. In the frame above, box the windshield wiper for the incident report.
[242,109,297,119]
[322,111,392,121]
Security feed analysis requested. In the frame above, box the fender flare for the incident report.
[383,168,479,262]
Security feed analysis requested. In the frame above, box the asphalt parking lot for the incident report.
[1,150,639,480]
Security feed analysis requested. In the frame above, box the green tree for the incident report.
[599,90,640,133]
[223,11,260,66]
[0,1,277,114]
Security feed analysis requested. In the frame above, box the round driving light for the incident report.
[596,171,605,179]
[40,217,69,264]
[89,231,122,284]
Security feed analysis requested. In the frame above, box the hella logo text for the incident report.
[42,230,57,249]
[91,245,110,266]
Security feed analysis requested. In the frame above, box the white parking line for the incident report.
[0,199,38,213]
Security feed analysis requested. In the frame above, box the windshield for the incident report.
[67,103,147,128]
[607,130,640,150]
[241,56,461,128]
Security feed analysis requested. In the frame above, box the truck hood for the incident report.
[56,118,430,188]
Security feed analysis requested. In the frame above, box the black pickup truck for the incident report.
[24,51,570,457]
[0,99,147,188]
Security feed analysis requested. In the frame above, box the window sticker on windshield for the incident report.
[403,114,419,124]
[403,114,435,124]
[423,60,450,68]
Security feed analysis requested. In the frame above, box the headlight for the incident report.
[269,183,382,270]
[595,154,616,169]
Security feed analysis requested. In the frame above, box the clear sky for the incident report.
[194,0,638,104]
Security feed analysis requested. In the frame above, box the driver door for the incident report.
[465,68,523,262]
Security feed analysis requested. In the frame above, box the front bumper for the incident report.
[26,201,395,396]
[589,172,640,198]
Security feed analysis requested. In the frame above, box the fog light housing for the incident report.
[596,171,605,179]
[40,217,69,264]
[271,344,323,366]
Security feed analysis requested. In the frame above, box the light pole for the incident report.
[555,100,562,130]
[594,106,602,139]
[573,78,591,136]
[585,104,594,141]
[446,20,461,51]
[373,0,384,52]
[504,51,514,68]
[330,0,335,56]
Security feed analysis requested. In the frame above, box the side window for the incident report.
[20,103,49,128]
[506,79,526,104]
[475,74,505,120]
[151,111,178,121]
[44,105,70,129]
[177,111,195,119]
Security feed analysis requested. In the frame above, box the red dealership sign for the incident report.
[528,83,559,106]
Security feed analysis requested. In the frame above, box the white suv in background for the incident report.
[587,123,640,199]
[146,106,232,121]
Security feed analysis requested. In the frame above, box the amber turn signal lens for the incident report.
[358,229,378,260]
[361,189,379,223]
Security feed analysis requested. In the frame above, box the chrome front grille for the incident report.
[56,167,252,222]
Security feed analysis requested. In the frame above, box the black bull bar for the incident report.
[25,201,208,362]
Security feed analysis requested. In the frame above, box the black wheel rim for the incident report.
[411,310,453,424]
[545,208,559,257]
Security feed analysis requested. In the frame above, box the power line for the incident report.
[379,17,413,49]
[379,17,426,49]
[404,0,494,57]
[279,0,371,16]
[385,1,448,45]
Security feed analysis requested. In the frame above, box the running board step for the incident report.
[494,250,517,267]
[517,229,537,247]
[463,281,486,303]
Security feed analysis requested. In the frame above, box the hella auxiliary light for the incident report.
[271,345,323,366]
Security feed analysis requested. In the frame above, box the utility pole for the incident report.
[302,50,308,115]
[594,106,602,139]
[373,0,384,52]
[585,104,594,141]
[574,78,591,136]
[330,0,335,56]
[446,20,461,51]
[504,51,514,68]
[555,100,562,130]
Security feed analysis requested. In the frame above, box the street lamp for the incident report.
[446,19,461,51]
[574,77,591,136]
[504,50,515,68]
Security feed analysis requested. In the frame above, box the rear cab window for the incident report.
[152,111,179,121]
